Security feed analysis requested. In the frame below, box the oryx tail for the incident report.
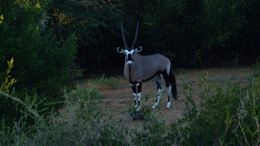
[169,67,178,100]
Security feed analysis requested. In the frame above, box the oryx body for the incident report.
[117,21,177,111]
[124,53,171,82]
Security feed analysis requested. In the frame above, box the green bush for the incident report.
[0,57,44,127]
[134,107,171,146]
[0,0,79,127]
[0,0,79,96]
[172,77,260,146]
[0,86,133,146]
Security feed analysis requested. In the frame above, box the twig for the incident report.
[0,91,40,118]
[238,118,250,146]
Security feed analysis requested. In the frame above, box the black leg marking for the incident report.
[162,71,170,87]
[131,84,137,93]
[155,75,162,102]
[137,83,142,93]
[131,83,142,110]
[153,75,164,109]
[162,68,178,101]
[156,79,162,90]
[131,83,142,93]
[131,84,137,107]
[137,100,141,106]
[134,99,137,105]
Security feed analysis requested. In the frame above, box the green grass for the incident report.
[253,61,260,77]
[88,76,121,89]
[172,76,260,146]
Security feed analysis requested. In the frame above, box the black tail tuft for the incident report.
[169,68,178,100]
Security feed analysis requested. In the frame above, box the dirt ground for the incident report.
[82,68,255,125]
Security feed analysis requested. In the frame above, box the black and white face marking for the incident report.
[124,49,135,65]
[116,46,142,66]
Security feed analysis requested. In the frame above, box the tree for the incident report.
[0,0,78,95]
[50,0,124,74]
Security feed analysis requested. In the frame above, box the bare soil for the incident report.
[81,68,255,125]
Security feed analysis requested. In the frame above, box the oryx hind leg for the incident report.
[152,75,163,109]
[162,71,173,108]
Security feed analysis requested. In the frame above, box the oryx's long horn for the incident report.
[131,20,140,49]
[121,21,128,48]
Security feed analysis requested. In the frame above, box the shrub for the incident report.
[0,0,79,96]
[0,58,41,126]
[172,77,260,146]
[133,107,172,146]
[0,57,16,92]
[0,86,135,146]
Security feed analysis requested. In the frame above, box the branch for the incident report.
[0,91,40,118]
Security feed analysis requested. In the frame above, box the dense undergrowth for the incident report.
[174,77,259,146]
[0,73,259,146]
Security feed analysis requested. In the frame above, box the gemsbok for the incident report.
[116,21,177,111]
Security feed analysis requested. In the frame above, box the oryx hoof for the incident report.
[131,110,144,120]
[166,102,171,108]
[136,106,142,111]
[152,103,158,109]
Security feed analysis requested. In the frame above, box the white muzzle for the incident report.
[127,60,133,65]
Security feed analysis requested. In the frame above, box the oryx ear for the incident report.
[116,47,124,53]
[135,46,143,52]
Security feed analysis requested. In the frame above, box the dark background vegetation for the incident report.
[52,0,260,74]
[1,0,260,86]
[0,0,259,145]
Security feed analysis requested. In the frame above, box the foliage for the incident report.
[1,76,259,145]
[0,86,130,146]
[0,57,17,92]
[133,107,171,146]
[0,57,37,126]
[1,0,258,77]
[141,0,250,66]
[50,0,124,74]
[0,0,79,134]
[0,0,79,96]
[253,59,260,77]
[88,75,121,89]
[48,0,260,73]
[172,77,260,146]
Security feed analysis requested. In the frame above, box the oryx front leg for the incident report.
[132,93,138,108]
[131,83,142,111]
[130,84,138,108]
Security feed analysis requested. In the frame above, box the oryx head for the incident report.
[116,20,142,66]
